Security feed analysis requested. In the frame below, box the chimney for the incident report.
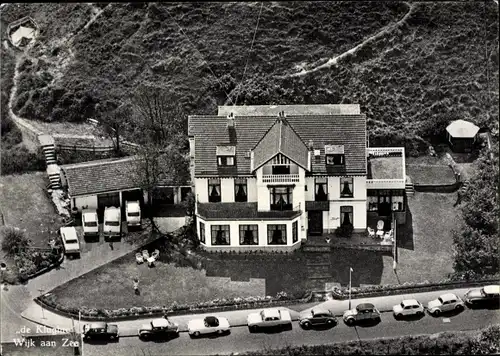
[308,139,314,150]
[227,112,234,128]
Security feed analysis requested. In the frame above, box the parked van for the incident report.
[103,207,121,239]
[82,209,99,237]
[125,201,141,228]
[59,226,81,257]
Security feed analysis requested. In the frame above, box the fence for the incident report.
[55,140,141,153]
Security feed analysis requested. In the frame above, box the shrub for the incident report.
[2,145,46,175]
[1,227,30,256]
[335,224,353,238]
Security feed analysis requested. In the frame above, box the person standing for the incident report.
[133,278,140,295]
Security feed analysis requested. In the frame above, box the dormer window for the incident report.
[325,145,345,166]
[216,145,236,167]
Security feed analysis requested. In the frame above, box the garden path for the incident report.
[285,2,414,78]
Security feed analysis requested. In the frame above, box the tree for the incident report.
[96,95,133,154]
[131,142,190,232]
[130,84,186,146]
[1,227,30,256]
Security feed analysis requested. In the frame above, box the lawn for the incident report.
[388,192,461,284]
[47,239,274,310]
[0,172,63,249]
[406,164,456,185]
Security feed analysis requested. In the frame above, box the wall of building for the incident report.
[247,178,258,202]
[195,178,208,203]
[326,200,367,230]
[220,178,234,203]
[198,216,304,249]
[73,195,98,211]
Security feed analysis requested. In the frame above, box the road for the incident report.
[82,309,499,356]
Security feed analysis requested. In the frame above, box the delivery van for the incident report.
[103,206,121,239]
[59,226,81,257]
[125,201,142,228]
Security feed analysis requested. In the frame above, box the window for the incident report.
[368,196,378,211]
[234,178,247,202]
[199,222,205,243]
[292,221,298,243]
[153,187,174,204]
[268,224,287,245]
[315,178,328,201]
[239,225,258,245]
[340,206,353,226]
[272,165,290,174]
[217,156,234,166]
[208,178,221,203]
[270,187,293,211]
[340,177,353,197]
[181,187,192,201]
[326,154,344,165]
[392,196,404,212]
[211,225,230,245]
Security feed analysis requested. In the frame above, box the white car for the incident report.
[247,308,292,332]
[392,299,425,318]
[103,206,121,239]
[59,227,81,257]
[82,209,99,237]
[187,316,230,337]
[427,293,465,316]
[125,201,141,227]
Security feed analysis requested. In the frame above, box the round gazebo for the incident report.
[446,119,480,153]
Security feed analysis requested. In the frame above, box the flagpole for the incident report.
[349,267,352,310]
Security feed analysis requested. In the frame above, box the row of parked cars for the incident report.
[59,201,142,257]
[81,285,499,342]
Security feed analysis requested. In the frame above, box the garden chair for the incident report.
[135,253,144,264]
[151,249,160,259]
[367,227,375,238]
[376,220,385,238]
[142,250,149,259]
[384,229,394,240]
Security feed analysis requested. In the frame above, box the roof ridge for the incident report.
[62,156,139,170]
[251,118,280,150]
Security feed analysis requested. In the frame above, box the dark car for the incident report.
[343,303,381,326]
[83,322,119,341]
[138,318,179,340]
[299,307,337,329]
[464,285,500,307]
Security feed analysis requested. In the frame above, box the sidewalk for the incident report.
[20,286,478,338]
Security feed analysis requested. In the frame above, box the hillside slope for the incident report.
[1,2,498,155]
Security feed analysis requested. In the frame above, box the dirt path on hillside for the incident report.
[7,3,112,146]
[286,2,414,78]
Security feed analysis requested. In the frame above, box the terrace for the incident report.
[197,202,302,220]
[366,147,406,189]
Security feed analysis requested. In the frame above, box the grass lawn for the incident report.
[388,192,461,284]
[406,164,456,185]
[0,172,63,249]
[48,240,274,310]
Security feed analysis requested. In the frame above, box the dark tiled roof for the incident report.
[252,119,309,170]
[61,156,182,197]
[197,203,301,220]
[189,114,367,176]
[218,104,361,116]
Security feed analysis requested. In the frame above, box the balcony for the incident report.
[197,202,302,220]
[367,147,406,189]
[262,174,300,183]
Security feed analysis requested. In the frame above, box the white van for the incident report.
[125,201,141,227]
[82,209,99,237]
[59,226,81,257]
[103,207,121,239]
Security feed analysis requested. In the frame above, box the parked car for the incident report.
[299,307,337,329]
[392,299,425,318]
[464,285,500,307]
[427,293,465,316]
[103,206,121,239]
[187,316,230,337]
[59,226,80,257]
[247,308,292,332]
[343,303,381,326]
[82,209,99,238]
[83,322,119,341]
[138,318,179,340]
[125,201,142,228]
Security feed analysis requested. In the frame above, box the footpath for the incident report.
[19,286,478,338]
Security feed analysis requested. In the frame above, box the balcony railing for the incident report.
[367,147,404,157]
[262,174,300,183]
[366,179,406,189]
